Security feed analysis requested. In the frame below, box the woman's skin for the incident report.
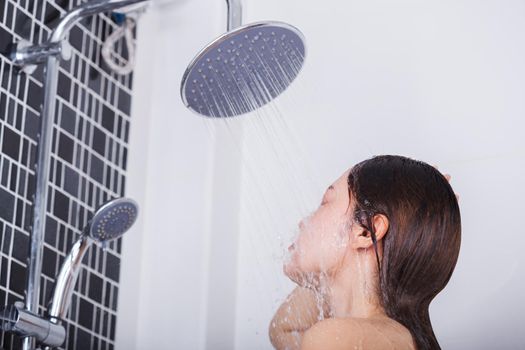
[269,165,456,350]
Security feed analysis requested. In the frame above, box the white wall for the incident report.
[116,0,243,348]
[118,0,525,349]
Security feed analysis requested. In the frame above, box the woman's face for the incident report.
[284,168,358,284]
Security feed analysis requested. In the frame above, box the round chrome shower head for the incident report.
[181,21,306,118]
[87,197,138,242]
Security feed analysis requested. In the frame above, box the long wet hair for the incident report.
[347,155,461,350]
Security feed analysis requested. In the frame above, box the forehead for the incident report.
[332,168,351,189]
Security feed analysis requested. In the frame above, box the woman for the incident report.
[269,155,461,350]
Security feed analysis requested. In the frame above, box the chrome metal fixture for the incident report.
[181,0,307,117]
[48,197,138,323]
[8,2,148,349]
[0,302,65,347]
[0,198,138,348]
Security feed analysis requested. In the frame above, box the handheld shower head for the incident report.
[181,0,306,118]
[86,197,138,242]
[48,197,138,322]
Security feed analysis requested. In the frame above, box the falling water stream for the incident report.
[192,28,337,347]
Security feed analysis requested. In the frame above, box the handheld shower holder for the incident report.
[0,301,65,347]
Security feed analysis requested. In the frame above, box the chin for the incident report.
[284,259,308,287]
[283,260,293,277]
[283,259,299,278]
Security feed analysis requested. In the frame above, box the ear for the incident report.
[351,214,389,249]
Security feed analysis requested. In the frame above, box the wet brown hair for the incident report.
[347,155,461,350]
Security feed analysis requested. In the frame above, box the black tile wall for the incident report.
[0,1,134,349]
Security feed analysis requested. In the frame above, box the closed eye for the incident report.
[320,185,335,205]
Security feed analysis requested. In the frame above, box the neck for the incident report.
[321,248,386,319]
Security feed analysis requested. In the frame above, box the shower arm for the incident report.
[50,0,149,43]
[11,0,150,73]
[13,0,241,71]
[226,0,242,30]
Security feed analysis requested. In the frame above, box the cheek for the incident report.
[286,215,349,273]
[320,227,349,267]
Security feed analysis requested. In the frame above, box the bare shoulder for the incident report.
[301,317,415,350]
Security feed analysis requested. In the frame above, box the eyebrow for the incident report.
[323,185,335,197]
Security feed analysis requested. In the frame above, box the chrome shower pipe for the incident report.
[47,236,91,323]
[226,0,242,30]
[14,1,150,349]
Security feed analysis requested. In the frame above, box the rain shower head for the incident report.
[181,22,306,118]
[181,0,306,118]
[86,197,138,242]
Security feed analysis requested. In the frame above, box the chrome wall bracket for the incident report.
[9,39,72,75]
[0,302,65,347]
